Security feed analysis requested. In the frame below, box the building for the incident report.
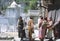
[0,1,25,33]
[48,0,60,23]
[28,10,40,24]
[41,0,60,23]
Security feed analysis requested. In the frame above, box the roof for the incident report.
[8,1,17,8]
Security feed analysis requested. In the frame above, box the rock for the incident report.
[14,37,21,41]
[56,39,60,41]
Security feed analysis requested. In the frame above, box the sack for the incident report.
[47,29,54,38]
[32,33,36,39]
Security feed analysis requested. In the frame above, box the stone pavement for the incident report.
[0,38,59,41]
[0,37,49,41]
[0,32,18,38]
[0,31,50,41]
[0,29,58,41]
[0,40,12,41]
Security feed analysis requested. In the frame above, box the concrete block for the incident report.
[14,37,21,41]
[56,39,60,41]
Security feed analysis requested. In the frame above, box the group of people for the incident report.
[17,16,60,41]
[17,16,34,41]
[38,16,53,41]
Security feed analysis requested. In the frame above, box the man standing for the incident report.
[28,16,34,41]
[18,16,24,40]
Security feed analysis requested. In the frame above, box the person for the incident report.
[39,16,47,41]
[38,16,42,25]
[17,16,24,40]
[42,17,48,36]
[38,16,43,41]
[28,16,34,41]
[54,20,60,39]
[47,17,53,40]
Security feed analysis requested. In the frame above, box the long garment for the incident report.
[18,19,24,38]
[47,21,53,38]
[28,19,34,41]
[39,20,47,39]
[47,29,53,38]
[54,21,60,38]
[39,27,46,39]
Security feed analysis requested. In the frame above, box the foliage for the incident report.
[15,0,22,3]
[0,0,38,12]
[29,0,37,10]
[0,0,11,11]
[15,0,38,12]
[0,6,7,11]
[23,0,38,12]
[24,6,29,13]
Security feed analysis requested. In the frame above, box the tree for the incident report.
[29,0,37,10]
[15,0,38,13]
[0,0,12,11]
[24,0,37,10]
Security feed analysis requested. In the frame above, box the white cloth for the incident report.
[32,30,39,39]
[38,18,41,25]
[56,39,60,41]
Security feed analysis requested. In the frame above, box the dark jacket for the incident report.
[18,20,24,29]
[54,21,60,38]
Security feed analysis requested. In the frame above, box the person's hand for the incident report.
[47,25,50,27]
[50,28,52,29]
[23,28,25,30]
[16,25,21,29]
